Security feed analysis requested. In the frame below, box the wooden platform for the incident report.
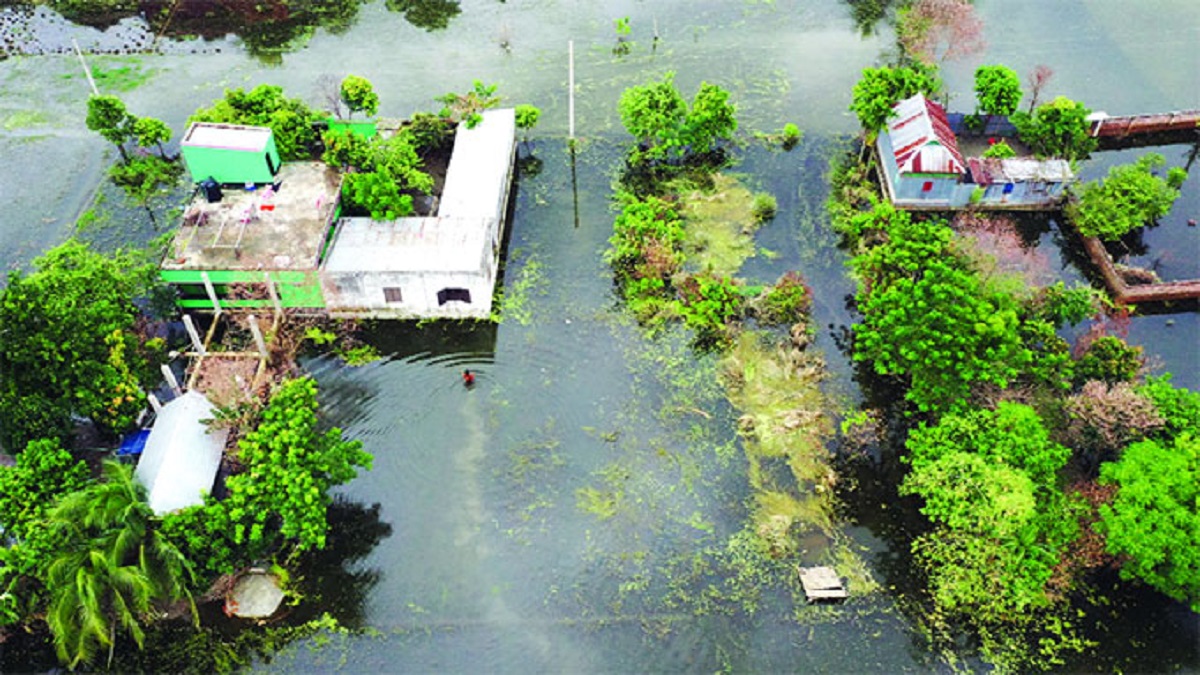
[798,566,848,601]
[1090,110,1200,138]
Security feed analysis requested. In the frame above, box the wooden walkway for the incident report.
[1090,110,1200,138]
[1079,233,1200,305]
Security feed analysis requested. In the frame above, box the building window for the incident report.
[921,181,934,192]
[437,288,471,305]
[383,287,403,303]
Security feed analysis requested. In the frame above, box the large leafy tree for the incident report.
[974,64,1022,117]
[850,207,1029,414]
[161,378,372,581]
[902,405,1077,624]
[1067,153,1187,240]
[849,63,941,131]
[0,439,89,541]
[1099,433,1200,610]
[190,84,323,160]
[619,72,737,166]
[44,462,196,669]
[1011,95,1097,160]
[85,95,134,162]
[0,240,158,451]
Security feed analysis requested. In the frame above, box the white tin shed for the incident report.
[321,108,517,319]
[134,391,227,515]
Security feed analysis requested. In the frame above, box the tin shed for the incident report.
[182,122,281,185]
[134,391,227,515]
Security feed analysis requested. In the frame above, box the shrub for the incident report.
[757,271,812,325]
[1010,95,1096,161]
[982,140,1016,159]
[1073,335,1143,385]
[751,192,777,223]
[780,122,802,149]
[1068,153,1186,240]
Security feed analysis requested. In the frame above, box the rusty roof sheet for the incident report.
[888,94,965,175]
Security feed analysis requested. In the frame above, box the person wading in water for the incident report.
[462,369,476,387]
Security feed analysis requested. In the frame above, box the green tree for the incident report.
[190,84,322,160]
[131,116,172,157]
[1067,153,1187,240]
[514,104,541,141]
[1098,433,1200,610]
[86,95,134,162]
[849,63,941,131]
[0,240,157,451]
[974,64,1022,118]
[45,462,196,668]
[340,75,379,119]
[0,439,89,541]
[1073,335,1143,385]
[850,208,1029,414]
[618,73,737,167]
[1137,374,1200,437]
[902,405,1078,625]
[1010,95,1097,160]
[218,378,372,556]
[436,80,500,129]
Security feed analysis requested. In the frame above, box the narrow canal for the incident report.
[0,0,1196,671]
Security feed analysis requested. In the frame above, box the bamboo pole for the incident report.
[182,314,206,355]
[201,271,222,315]
[72,39,99,96]
[248,314,269,358]
[568,40,575,141]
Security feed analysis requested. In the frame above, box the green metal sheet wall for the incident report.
[160,269,325,309]
[182,135,281,185]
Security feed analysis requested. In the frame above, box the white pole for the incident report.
[264,272,283,318]
[147,392,163,414]
[160,364,182,396]
[200,271,222,315]
[568,40,575,141]
[72,39,99,97]
[248,314,268,358]
[182,314,206,355]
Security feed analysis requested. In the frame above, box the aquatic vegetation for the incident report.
[493,249,547,325]
[676,173,760,276]
[1067,153,1187,240]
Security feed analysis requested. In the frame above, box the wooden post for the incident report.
[72,39,99,97]
[182,314,206,355]
[200,271,222,315]
[161,364,182,396]
[248,314,269,358]
[264,272,283,318]
[568,40,575,141]
[147,392,163,414]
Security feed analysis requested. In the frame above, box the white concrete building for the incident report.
[321,108,517,319]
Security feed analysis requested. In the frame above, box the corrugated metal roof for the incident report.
[967,157,1074,186]
[134,391,227,515]
[887,95,965,175]
[322,216,492,273]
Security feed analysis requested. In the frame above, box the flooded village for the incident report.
[0,1,1197,672]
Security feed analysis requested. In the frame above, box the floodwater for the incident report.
[0,0,1197,672]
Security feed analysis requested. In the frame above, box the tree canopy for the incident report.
[1067,153,1187,240]
[1099,433,1200,610]
[340,75,379,119]
[618,72,737,166]
[849,63,941,131]
[1011,95,1097,160]
[0,240,158,451]
[974,64,1022,117]
[190,84,322,160]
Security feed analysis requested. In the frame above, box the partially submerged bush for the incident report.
[755,271,812,325]
[982,140,1016,159]
[751,192,777,223]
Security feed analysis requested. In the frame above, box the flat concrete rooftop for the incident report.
[163,162,341,272]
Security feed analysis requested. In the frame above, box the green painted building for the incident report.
[181,123,281,185]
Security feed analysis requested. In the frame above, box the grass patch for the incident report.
[675,173,760,276]
[2,110,51,131]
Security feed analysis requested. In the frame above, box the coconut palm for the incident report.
[44,461,197,668]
